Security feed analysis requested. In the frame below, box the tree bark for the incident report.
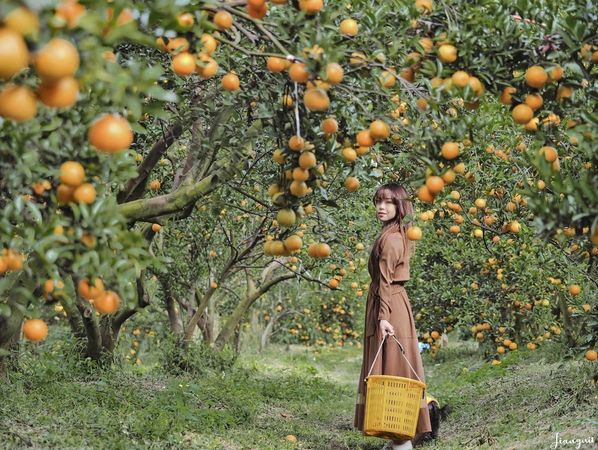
[213,274,294,351]
[118,169,224,221]
[118,121,185,204]
[0,305,24,376]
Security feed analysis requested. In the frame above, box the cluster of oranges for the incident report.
[0,248,24,274]
[57,161,96,205]
[78,277,121,315]
[501,64,568,137]
[0,20,80,121]
[0,7,133,153]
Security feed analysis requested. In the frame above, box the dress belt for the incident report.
[391,281,406,286]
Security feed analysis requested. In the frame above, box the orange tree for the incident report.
[0,0,596,366]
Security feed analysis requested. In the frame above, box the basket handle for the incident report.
[366,333,424,384]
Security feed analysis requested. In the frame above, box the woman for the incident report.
[353,183,432,450]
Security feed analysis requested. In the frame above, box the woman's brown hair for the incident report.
[370,182,416,261]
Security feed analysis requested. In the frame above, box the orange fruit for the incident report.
[151,223,161,232]
[177,12,194,29]
[289,180,309,197]
[406,226,422,241]
[0,27,29,80]
[213,10,233,30]
[438,44,457,63]
[59,161,85,187]
[267,56,288,72]
[277,208,296,227]
[299,0,323,15]
[55,0,86,29]
[441,169,456,183]
[284,235,303,252]
[548,65,563,81]
[272,149,286,164]
[149,180,161,190]
[56,184,75,204]
[585,350,597,361]
[350,51,367,66]
[356,129,374,147]
[339,18,358,36]
[441,142,459,159]
[4,249,24,271]
[73,183,96,204]
[165,37,190,53]
[304,88,329,111]
[541,146,558,162]
[369,119,390,140]
[248,0,266,7]
[556,85,572,101]
[299,151,317,169]
[308,242,331,258]
[292,167,309,181]
[344,176,360,192]
[34,38,80,81]
[200,34,218,55]
[326,63,344,84]
[512,104,533,124]
[0,258,7,274]
[94,291,121,315]
[23,319,48,342]
[172,52,196,76]
[247,2,268,19]
[341,147,357,162]
[5,7,39,37]
[426,176,445,194]
[328,278,339,289]
[37,76,79,108]
[419,37,434,53]
[0,84,37,121]
[357,146,369,155]
[400,67,415,82]
[78,278,103,300]
[196,54,219,78]
[415,0,433,12]
[451,71,470,88]
[221,72,240,91]
[88,113,133,153]
[379,69,396,88]
[417,185,434,203]
[568,284,581,296]
[288,135,305,151]
[525,65,548,89]
[524,93,543,111]
[281,94,294,108]
[289,62,309,83]
[321,118,338,134]
[499,86,517,105]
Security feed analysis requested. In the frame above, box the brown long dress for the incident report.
[353,226,432,441]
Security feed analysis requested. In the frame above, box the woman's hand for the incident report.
[379,319,394,336]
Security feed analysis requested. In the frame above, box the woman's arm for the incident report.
[377,235,403,322]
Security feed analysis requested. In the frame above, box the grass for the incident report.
[0,331,596,449]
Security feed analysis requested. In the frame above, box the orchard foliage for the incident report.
[0,0,596,364]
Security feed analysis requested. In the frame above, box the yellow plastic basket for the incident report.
[363,334,426,441]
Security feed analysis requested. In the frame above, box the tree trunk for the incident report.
[558,293,576,348]
[234,323,242,354]
[0,309,23,377]
[161,277,182,335]
[260,315,276,352]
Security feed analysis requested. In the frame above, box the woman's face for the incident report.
[375,197,397,222]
